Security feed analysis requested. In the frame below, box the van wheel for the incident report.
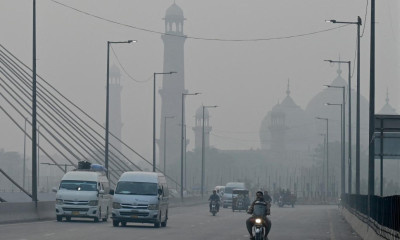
[94,208,101,222]
[56,216,62,222]
[102,207,108,222]
[112,220,120,227]
[66,216,71,221]
[161,211,168,227]
[154,213,161,228]
[121,222,127,227]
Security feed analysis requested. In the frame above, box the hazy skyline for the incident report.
[0,0,399,160]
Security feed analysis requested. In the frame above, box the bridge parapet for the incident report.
[341,194,400,240]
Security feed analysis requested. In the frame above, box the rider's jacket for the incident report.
[209,194,220,202]
[248,197,270,217]
[248,197,265,213]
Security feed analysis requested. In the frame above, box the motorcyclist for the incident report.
[208,190,220,212]
[263,191,272,203]
[263,191,272,215]
[246,191,271,240]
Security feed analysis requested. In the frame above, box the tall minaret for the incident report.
[192,106,212,151]
[109,64,123,155]
[159,2,186,175]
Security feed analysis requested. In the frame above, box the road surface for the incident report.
[0,204,360,240]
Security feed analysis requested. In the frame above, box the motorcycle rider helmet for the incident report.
[256,191,264,198]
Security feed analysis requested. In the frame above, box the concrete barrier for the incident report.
[0,201,55,224]
[341,207,386,240]
[0,197,206,224]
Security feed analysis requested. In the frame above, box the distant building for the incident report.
[109,64,123,155]
[159,2,187,175]
[259,80,312,167]
[192,106,212,151]
[305,65,370,145]
[377,89,397,115]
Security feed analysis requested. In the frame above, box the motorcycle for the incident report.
[248,201,271,240]
[253,217,267,240]
[210,200,219,216]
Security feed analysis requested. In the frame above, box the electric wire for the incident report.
[110,46,152,83]
[50,0,351,42]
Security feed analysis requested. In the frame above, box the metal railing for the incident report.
[341,193,400,239]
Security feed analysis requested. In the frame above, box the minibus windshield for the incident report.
[60,180,97,191]
[115,182,157,195]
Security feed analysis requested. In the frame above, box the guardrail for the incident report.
[341,194,400,240]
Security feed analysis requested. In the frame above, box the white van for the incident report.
[111,171,169,228]
[222,182,246,208]
[54,168,111,222]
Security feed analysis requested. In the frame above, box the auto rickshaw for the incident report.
[232,189,250,212]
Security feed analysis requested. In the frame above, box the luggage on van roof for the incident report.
[74,161,107,174]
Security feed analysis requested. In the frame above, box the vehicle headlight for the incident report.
[89,200,98,206]
[255,218,262,224]
[113,202,121,209]
[148,204,158,210]
[56,199,63,205]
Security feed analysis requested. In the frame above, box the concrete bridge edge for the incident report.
[341,207,395,240]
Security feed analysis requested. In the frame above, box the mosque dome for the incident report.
[378,89,397,115]
[166,3,184,18]
[305,65,369,144]
[259,80,311,151]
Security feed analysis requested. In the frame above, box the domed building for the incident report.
[259,80,313,166]
[305,65,370,148]
[377,89,397,115]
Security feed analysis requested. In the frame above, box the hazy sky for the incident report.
[0,0,399,159]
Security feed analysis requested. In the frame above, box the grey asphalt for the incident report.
[0,204,361,240]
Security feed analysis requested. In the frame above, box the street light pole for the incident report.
[326,17,362,194]
[23,118,27,189]
[32,0,38,204]
[163,116,174,174]
[356,16,362,194]
[325,60,352,194]
[153,72,176,172]
[316,117,329,198]
[105,40,135,178]
[326,101,345,195]
[369,0,376,197]
[181,92,200,200]
[201,105,218,199]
